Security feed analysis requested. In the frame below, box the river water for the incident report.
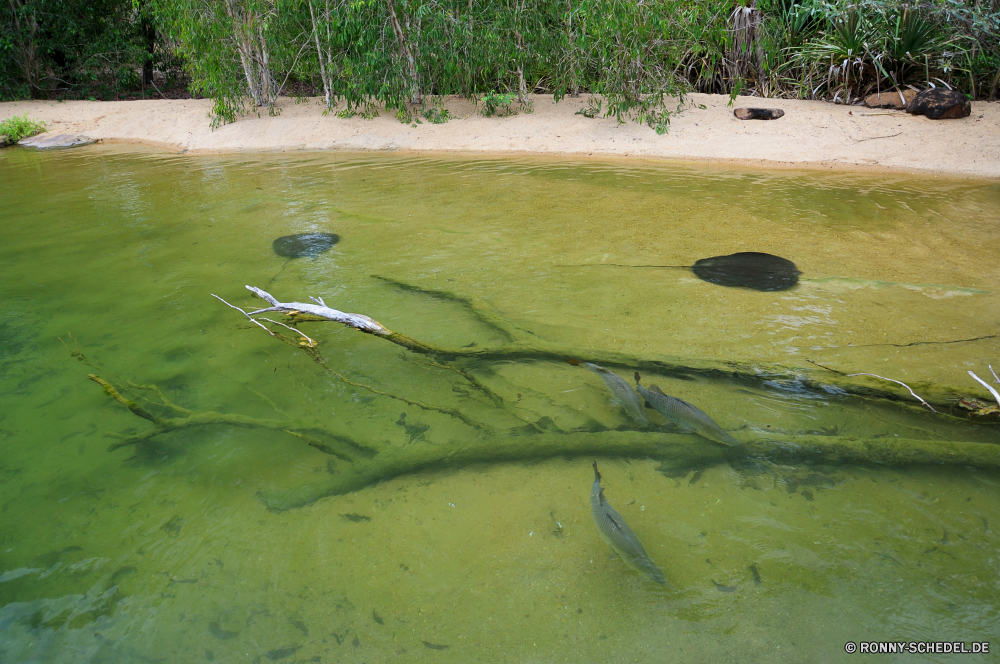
[1,145,998,663]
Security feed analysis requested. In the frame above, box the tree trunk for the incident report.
[307,0,333,108]
[225,0,276,107]
[385,0,420,104]
[140,11,156,86]
[9,0,41,98]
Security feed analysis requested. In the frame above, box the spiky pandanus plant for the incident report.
[794,9,874,102]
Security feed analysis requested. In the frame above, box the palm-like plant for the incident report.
[793,9,873,102]
[887,8,938,85]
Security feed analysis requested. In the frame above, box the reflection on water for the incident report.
[1,146,998,663]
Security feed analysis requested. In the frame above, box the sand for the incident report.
[2,93,997,179]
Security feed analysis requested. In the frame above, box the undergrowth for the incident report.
[0,114,45,143]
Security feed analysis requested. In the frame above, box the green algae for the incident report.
[0,145,998,663]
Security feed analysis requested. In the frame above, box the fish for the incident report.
[340,513,371,522]
[582,363,649,425]
[422,641,450,650]
[634,373,738,446]
[590,462,665,584]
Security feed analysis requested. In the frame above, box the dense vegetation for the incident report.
[2,0,997,127]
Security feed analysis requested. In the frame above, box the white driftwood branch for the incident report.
[259,317,317,347]
[968,371,1000,408]
[847,373,937,412]
[244,286,390,335]
[212,293,277,337]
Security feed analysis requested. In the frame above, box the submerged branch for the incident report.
[259,429,1000,511]
[968,370,1000,408]
[234,286,978,413]
[90,375,374,459]
[846,373,937,413]
[302,346,493,432]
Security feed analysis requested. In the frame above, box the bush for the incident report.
[0,113,45,143]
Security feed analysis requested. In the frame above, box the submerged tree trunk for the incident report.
[87,372,1000,512]
[259,430,1000,510]
[81,284,1000,513]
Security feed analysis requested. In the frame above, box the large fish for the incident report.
[590,462,665,584]
[634,372,738,446]
[582,362,649,426]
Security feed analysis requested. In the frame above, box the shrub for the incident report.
[0,113,45,143]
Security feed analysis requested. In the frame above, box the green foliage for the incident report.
[422,98,453,123]
[0,0,175,101]
[575,97,601,118]
[0,112,45,141]
[2,0,997,122]
[478,91,518,117]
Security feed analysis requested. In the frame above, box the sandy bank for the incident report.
[2,93,997,179]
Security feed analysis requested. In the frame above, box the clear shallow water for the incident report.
[1,146,998,663]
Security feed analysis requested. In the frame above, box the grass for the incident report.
[0,114,46,144]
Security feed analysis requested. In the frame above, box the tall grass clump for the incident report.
[725,0,1000,102]
[0,113,45,143]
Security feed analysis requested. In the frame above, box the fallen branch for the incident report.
[232,285,975,413]
[846,373,936,412]
[968,370,1000,408]
[849,132,902,142]
[245,286,391,336]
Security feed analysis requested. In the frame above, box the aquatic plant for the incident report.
[0,112,44,143]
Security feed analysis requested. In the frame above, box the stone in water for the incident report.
[691,252,800,291]
[18,133,95,149]
[272,233,339,258]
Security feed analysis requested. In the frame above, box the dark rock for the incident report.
[864,89,916,109]
[272,232,339,258]
[734,108,784,121]
[18,133,96,149]
[905,89,971,120]
[691,252,800,291]
[0,134,10,148]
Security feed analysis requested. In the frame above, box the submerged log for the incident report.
[259,429,1000,510]
[236,285,980,413]
[89,375,375,461]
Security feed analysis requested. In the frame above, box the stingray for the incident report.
[689,252,800,291]
[598,252,801,291]
[569,252,988,295]
[272,232,339,258]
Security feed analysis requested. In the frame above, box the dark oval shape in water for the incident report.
[272,232,339,258]
[691,252,800,291]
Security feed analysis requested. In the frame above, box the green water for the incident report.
[1,145,998,663]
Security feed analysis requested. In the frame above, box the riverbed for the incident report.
[1,145,998,663]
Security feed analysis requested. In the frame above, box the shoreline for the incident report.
[2,93,997,180]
